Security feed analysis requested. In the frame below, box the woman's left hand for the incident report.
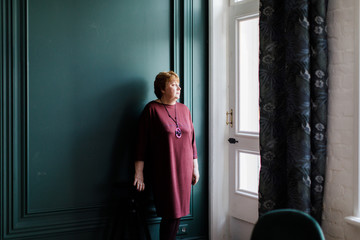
[192,159,200,185]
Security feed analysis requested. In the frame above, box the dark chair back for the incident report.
[250,209,325,240]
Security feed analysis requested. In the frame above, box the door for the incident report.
[228,0,260,225]
[0,0,208,239]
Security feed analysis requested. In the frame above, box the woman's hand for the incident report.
[134,173,145,191]
[134,161,145,191]
[192,159,200,185]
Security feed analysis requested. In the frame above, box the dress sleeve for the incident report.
[135,105,151,162]
[189,109,198,159]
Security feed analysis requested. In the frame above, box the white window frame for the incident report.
[235,14,260,138]
[235,149,260,197]
[230,0,255,6]
[345,0,360,227]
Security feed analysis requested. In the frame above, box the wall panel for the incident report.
[1,0,208,239]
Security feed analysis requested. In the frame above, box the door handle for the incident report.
[228,138,238,144]
[226,109,233,127]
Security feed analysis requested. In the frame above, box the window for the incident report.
[235,15,260,197]
[237,16,259,135]
[237,151,260,194]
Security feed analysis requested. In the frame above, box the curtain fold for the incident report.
[258,0,329,224]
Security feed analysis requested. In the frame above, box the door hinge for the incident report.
[226,109,233,127]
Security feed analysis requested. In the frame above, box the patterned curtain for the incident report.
[258,0,329,224]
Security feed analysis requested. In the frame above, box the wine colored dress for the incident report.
[136,101,197,219]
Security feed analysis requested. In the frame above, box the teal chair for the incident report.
[250,209,325,240]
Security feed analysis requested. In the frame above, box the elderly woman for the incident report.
[133,71,200,240]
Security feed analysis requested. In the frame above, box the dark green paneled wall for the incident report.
[1,0,208,239]
[28,0,171,213]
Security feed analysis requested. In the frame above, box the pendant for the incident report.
[175,127,182,138]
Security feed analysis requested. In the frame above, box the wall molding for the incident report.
[183,0,194,114]
[171,0,194,115]
[171,0,195,220]
[1,1,108,236]
[1,0,196,238]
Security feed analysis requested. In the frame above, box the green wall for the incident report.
[1,0,208,239]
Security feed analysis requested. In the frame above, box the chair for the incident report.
[250,209,325,240]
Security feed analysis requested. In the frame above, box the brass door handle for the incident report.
[226,109,233,127]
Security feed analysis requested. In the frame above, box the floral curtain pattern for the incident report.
[258,0,329,223]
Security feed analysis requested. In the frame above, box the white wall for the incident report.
[322,0,360,239]
[209,0,230,239]
[230,217,254,240]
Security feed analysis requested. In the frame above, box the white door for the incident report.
[228,0,260,224]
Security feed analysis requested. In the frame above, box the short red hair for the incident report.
[154,71,180,99]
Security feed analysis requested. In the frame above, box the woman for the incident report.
[133,71,200,240]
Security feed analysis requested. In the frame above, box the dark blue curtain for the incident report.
[258,0,329,224]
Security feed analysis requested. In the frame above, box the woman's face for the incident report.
[161,76,181,101]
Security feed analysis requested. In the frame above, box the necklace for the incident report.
[160,100,182,138]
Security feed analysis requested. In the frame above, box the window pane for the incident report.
[238,17,259,133]
[237,152,260,194]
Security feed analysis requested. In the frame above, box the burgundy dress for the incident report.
[136,101,197,218]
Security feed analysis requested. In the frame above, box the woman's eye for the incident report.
[170,83,180,88]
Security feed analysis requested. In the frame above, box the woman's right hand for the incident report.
[134,161,145,191]
[134,172,145,191]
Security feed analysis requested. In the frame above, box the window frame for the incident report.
[235,14,259,137]
[230,0,255,6]
[233,13,260,199]
[235,149,260,197]
[345,0,360,227]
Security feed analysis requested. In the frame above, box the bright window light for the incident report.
[237,151,260,194]
[238,17,259,134]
